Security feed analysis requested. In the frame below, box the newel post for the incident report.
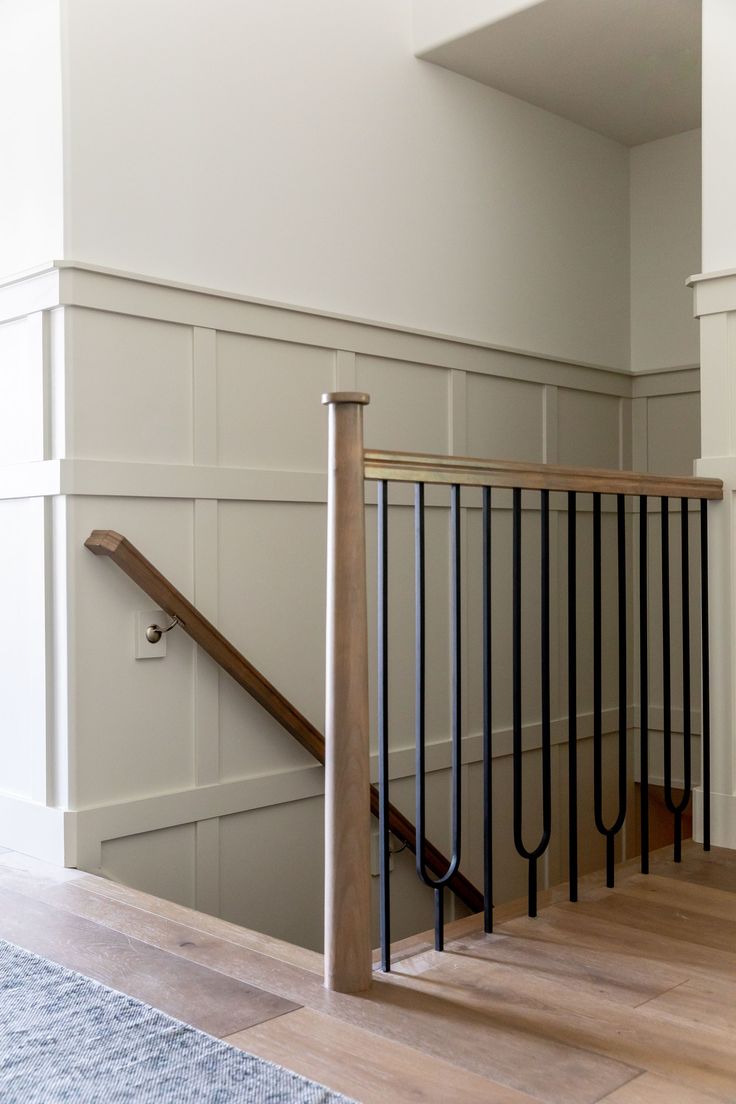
[322,391,372,993]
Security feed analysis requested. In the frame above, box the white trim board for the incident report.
[0,262,699,396]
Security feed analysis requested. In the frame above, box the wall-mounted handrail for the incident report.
[84,530,484,907]
[365,448,724,499]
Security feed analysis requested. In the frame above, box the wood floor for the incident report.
[0,842,734,1103]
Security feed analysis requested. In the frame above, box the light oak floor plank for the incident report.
[599,1071,727,1103]
[0,849,88,885]
[572,891,736,954]
[502,904,736,983]
[390,949,736,1101]
[637,973,736,1034]
[0,884,298,1037]
[648,844,736,892]
[451,926,689,1007]
[609,872,736,923]
[227,1008,541,1104]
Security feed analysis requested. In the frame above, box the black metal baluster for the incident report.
[640,496,650,874]
[415,483,462,950]
[434,885,444,952]
[661,497,676,860]
[415,482,427,884]
[512,489,552,918]
[377,480,390,971]
[540,490,552,900]
[616,495,628,875]
[701,500,711,852]
[512,489,524,902]
[482,486,493,933]
[661,498,693,862]
[679,498,692,864]
[592,493,604,879]
[568,491,578,902]
[593,494,627,888]
[448,482,462,949]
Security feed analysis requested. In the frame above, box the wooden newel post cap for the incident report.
[321,392,370,406]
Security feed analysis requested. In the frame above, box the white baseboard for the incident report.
[693,787,736,850]
[0,791,72,866]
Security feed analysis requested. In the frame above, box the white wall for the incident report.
[702,0,736,271]
[412,0,544,55]
[630,129,701,373]
[61,0,630,371]
[0,0,63,280]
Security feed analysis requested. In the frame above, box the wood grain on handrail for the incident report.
[364,449,724,500]
[85,529,484,915]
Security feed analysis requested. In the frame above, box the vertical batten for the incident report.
[322,391,372,993]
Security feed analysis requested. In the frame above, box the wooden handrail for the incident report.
[364,448,724,500]
[84,529,484,916]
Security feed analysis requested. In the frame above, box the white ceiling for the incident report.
[414,0,701,147]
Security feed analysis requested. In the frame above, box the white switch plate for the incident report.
[134,610,168,659]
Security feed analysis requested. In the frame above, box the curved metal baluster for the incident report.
[593,494,627,888]
[512,489,552,918]
[415,483,462,950]
[662,498,692,861]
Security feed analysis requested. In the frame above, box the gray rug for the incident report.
[0,938,356,1103]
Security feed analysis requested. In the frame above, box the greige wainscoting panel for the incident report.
[557,389,622,469]
[101,824,197,909]
[357,355,450,454]
[465,374,544,462]
[647,392,701,478]
[216,334,334,471]
[217,500,327,780]
[66,308,194,464]
[219,797,326,952]
[70,495,196,808]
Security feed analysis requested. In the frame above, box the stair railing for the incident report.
[322,392,723,994]
[85,529,482,969]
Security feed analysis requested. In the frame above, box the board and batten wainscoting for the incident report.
[0,261,700,951]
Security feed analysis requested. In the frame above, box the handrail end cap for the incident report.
[321,391,370,406]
